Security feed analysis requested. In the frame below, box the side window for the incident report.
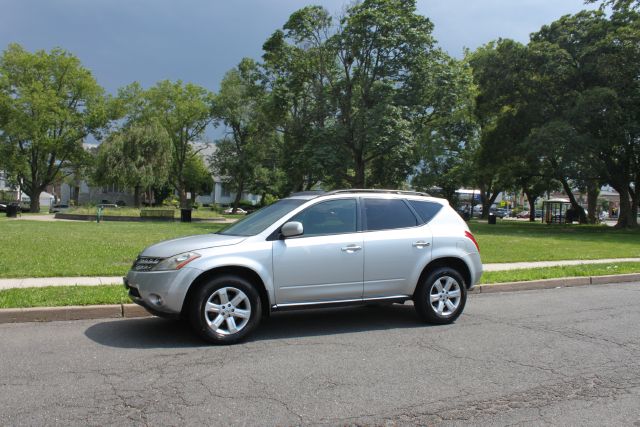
[363,198,418,231]
[408,200,443,224]
[291,199,357,237]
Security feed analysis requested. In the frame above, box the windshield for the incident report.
[217,199,307,236]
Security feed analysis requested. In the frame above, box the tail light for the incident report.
[465,230,480,253]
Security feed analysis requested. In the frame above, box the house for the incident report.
[20,191,55,209]
[50,142,261,207]
[0,170,20,201]
[195,143,261,207]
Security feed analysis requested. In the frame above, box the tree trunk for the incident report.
[480,189,499,220]
[232,183,243,213]
[524,190,537,222]
[72,178,80,206]
[613,185,634,228]
[134,185,141,208]
[560,178,587,224]
[630,176,638,228]
[179,186,188,209]
[354,157,365,188]
[586,181,599,225]
[28,189,41,213]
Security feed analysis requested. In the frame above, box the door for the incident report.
[361,198,433,298]
[273,198,363,305]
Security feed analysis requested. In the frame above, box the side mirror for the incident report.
[281,221,303,238]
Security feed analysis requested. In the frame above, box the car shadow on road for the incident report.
[84,303,433,349]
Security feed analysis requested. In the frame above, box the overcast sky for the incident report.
[1,0,597,94]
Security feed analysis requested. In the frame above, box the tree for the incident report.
[411,57,479,206]
[262,6,339,192]
[0,44,109,212]
[93,119,171,207]
[585,0,640,11]
[183,153,213,206]
[530,10,640,227]
[211,58,277,212]
[119,80,214,208]
[263,0,459,190]
[468,40,535,219]
[331,0,439,187]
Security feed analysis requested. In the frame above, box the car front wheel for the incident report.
[414,267,467,324]
[189,275,262,344]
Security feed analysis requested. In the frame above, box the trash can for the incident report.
[6,204,20,218]
[488,212,496,225]
[180,208,192,223]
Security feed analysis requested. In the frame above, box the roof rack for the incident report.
[289,190,326,197]
[324,189,431,197]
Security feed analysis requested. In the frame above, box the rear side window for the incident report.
[363,198,418,231]
[408,200,443,224]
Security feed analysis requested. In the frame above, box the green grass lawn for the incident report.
[1,261,639,308]
[67,206,229,219]
[0,285,129,308]
[0,218,639,308]
[0,217,639,280]
[469,220,640,263]
[0,220,224,278]
[481,261,640,284]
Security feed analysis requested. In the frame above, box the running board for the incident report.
[271,295,409,312]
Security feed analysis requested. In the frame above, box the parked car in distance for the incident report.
[124,189,483,344]
[516,210,530,219]
[223,207,247,214]
[97,203,119,209]
[49,203,70,213]
[0,203,6,212]
[493,208,509,218]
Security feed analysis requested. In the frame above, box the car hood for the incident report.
[140,233,246,258]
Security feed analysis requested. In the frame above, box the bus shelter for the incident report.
[542,198,571,224]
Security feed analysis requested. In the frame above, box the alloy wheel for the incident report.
[429,276,462,317]
[204,287,252,335]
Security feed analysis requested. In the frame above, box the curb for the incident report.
[469,273,640,294]
[1,273,639,324]
[0,303,151,324]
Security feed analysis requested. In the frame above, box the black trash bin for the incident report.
[6,204,20,218]
[180,208,192,223]
[488,212,496,225]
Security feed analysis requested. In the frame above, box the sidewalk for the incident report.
[1,257,639,290]
[482,257,640,272]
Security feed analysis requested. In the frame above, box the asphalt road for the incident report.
[1,283,639,426]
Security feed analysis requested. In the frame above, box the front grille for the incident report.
[132,256,164,271]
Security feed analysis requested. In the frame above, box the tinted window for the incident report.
[364,198,417,231]
[408,200,443,224]
[291,199,357,236]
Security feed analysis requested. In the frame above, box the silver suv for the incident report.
[124,190,482,344]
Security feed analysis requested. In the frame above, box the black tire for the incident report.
[189,275,262,344]
[414,267,467,324]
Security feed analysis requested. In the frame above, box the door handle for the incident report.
[341,244,362,253]
[412,241,430,248]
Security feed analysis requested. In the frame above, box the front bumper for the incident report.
[124,267,202,315]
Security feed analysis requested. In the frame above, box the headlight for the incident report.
[153,252,201,271]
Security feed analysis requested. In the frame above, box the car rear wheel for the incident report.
[414,267,467,324]
[189,275,262,344]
